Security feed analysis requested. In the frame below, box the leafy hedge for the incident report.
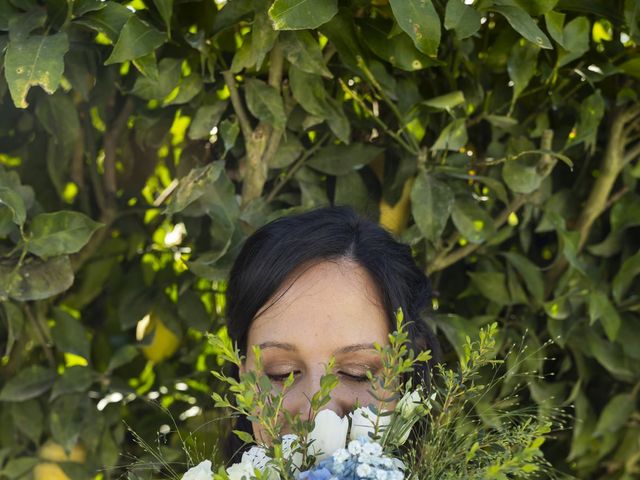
[0,0,639,479]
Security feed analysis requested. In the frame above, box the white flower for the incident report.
[396,390,422,420]
[226,461,256,480]
[332,448,350,464]
[308,409,349,461]
[347,440,363,455]
[361,442,382,457]
[282,433,303,470]
[183,460,213,480]
[349,407,391,441]
[241,446,270,471]
[356,463,373,478]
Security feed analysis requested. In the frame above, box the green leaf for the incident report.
[389,0,441,57]
[165,162,225,215]
[73,0,107,17]
[514,0,558,16]
[269,135,303,168]
[566,90,605,150]
[588,290,621,342]
[10,400,43,444]
[233,429,255,444]
[0,365,55,401]
[491,5,552,49]
[244,78,286,129]
[545,11,565,47]
[268,0,338,30]
[281,31,332,77]
[361,19,439,71]
[612,250,640,303]
[289,65,329,116]
[307,143,383,175]
[410,172,454,243]
[105,15,166,64]
[508,40,539,102]
[469,271,512,305]
[153,0,173,35]
[51,308,91,360]
[0,457,38,480]
[27,211,103,259]
[188,101,228,140]
[503,252,544,303]
[5,32,69,108]
[50,366,96,400]
[50,393,90,451]
[593,393,635,437]
[557,16,590,67]
[231,11,278,72]
[219,118,240,155]
[451,197,496,244]
[432,118,467,151]
[422,91,465,110]
[2,301,24,358]
[502,155,544,194]
[619,57,640,79]
[0,255,75,301]
[444,0,482,39]
[334,171,373,214]
[0,185,26,226]
[107,345,140,372]
[74,2,132,42]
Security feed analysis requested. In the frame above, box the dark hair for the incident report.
[223,205,441,461]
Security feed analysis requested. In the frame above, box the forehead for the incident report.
[247,260,389,351]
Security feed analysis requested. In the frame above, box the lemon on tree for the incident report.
[136,310,181,362]
[33,441,86,480]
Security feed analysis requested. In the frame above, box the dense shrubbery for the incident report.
[0,0,639,478]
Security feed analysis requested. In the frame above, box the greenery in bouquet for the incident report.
[162,309,560,480]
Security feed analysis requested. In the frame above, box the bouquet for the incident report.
[136,310,561,480]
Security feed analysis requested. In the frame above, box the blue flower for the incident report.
[299,467,333,480]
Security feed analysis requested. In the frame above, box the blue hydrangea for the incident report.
[296,437,404,480]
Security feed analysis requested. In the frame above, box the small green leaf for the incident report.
[11,400,43,444]
[469,271,512,305]
[233,430,255,444]
[188,101,229,140]
[410,172,454,243]
[244,78,286,129]
[0,457,38,480]
[0,365,55,401]
[165,162,224,215]
[557,16,590,67]
[104,15,166,65]
[281,31,332,77]
[422,91,465,110]
[451,197,495,244]
[269,0,338,30]
[5,32,69,108]
[445,0,482,39]
[74,2,133,42]
[508,40,539,102]
[612,250,640,303]
[593,393,635,437]
[545,11,565,47]
[219,118,240,155]
[50,366,96,400]
[390,0,441,57]
[107,345,140,372]
[307,143,382,176]
[51,308,91,360]
[50,393,90,451]
[492,5,552,49]
[0,185,26,226]
[588,290,621,342]
[27,211,103,259]
[432,118,467,151]
[2,301,24,358]
[153,0,173,35]
[503,252,544,303]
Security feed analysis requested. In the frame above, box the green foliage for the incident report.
[0,0,639,479]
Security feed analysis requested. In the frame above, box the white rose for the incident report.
[183,460,213,480]
[348,406,391,442]
[226,461,256,480]
[308,409,349,461]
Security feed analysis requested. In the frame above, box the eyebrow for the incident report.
[257,341,377,354]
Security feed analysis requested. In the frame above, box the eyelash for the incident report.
[266,372,370,383]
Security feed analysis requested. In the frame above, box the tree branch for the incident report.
[103,98,133,206]
[222,70,253,140]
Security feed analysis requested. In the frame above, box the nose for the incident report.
[284,368,349,421]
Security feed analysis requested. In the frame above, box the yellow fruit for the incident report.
[379,178,414,235]
[137,311,181,363]
[34,442,86,480]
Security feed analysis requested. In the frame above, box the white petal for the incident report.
[183,460,213,480]
[308,409,349,461]
[226,461,256,480]
[348,407,391,442]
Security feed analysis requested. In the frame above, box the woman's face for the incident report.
[241,259,391,441]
